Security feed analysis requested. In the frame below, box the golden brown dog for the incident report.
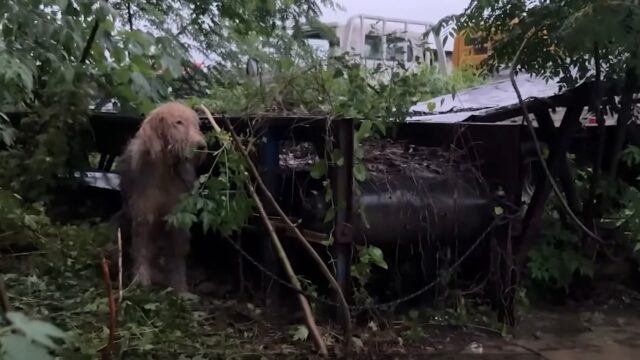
[118,101,206,293]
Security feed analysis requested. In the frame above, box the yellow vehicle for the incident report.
[452,30,492,69]
[452,17,526,70]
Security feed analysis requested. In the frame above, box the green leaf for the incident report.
[353,163,367,182]
[131,72,152,95]
[202,213,212,233]
[356,120,372,140]
[290,325,309,342]
[6,312,66,349]
[143,303,160,310]
[427,101,436,112]
[366,246,388,270]
[323,207,336,223]
[160,55,183,78]
[323,184,333,202]
[310,160,327,179]
[494,206,504,216]
[634,242,640,252]
[12,62,34,92]
[330,148,345,166]
[0,334,54,360]
[55,0,69,10]
[127,30,154,50]
[0,112,15,146]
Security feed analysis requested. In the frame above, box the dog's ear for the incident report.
[138,112,168,160]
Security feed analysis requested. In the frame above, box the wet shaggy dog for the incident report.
[118,101,207,293]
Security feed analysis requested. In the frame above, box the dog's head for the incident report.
[137,101,207,165]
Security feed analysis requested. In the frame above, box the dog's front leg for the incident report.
[167,227,190,293]
[131,218,154,286]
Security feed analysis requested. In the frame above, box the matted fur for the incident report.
[118,101,206,293]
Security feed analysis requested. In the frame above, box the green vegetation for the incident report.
[0,0,486,358]
[462,0,640,296]
[1,0,640,358]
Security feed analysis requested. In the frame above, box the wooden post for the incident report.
[331,118,355,322]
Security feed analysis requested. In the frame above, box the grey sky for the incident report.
[320,0,470,24]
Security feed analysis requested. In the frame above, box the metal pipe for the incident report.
[345,13,437,28]
[260,126,281,308]
[404,22,409,63]
[360,15,365,60]
[429,25,448,75]
[382,19,387,61]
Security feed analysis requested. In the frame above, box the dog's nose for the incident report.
[196,143,207,152]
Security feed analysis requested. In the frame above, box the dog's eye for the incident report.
[175,120,183,125]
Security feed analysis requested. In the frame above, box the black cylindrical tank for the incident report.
[299,144,495,246]
[350,170,494,246]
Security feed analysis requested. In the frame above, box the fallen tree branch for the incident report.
[199,107,329,356]
[247,173,328,356]
[509,31,604,245]
[217,112,353,352]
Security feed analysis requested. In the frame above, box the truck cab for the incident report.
[302,14,451,76]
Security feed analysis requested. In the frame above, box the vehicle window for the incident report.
[305,38,331,57]
[364,34,383,60]
[464,34,489,55]
[385,35,408,62]
[407,41,414,62]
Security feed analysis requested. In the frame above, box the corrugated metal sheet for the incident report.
[407,71,562,123]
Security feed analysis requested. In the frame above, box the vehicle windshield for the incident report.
[305,38,331,58]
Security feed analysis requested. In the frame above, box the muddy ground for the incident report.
[188,280,640,360]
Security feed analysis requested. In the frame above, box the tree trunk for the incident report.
[606,67,638,181]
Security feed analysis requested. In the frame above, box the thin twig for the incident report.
[126,2,134,31]
[0,274,11,315]
[117,228,123,306]
[99,256,117,360]
[509,30,604,244]
[199,107,328,356]
[80,20,101,64]
[583,41,606,255]
[508,341,553,360]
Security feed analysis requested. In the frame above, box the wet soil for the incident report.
[392,291,640,360]
[194,285,640,360]
[331,304,640,359]
[187,237,640,360]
